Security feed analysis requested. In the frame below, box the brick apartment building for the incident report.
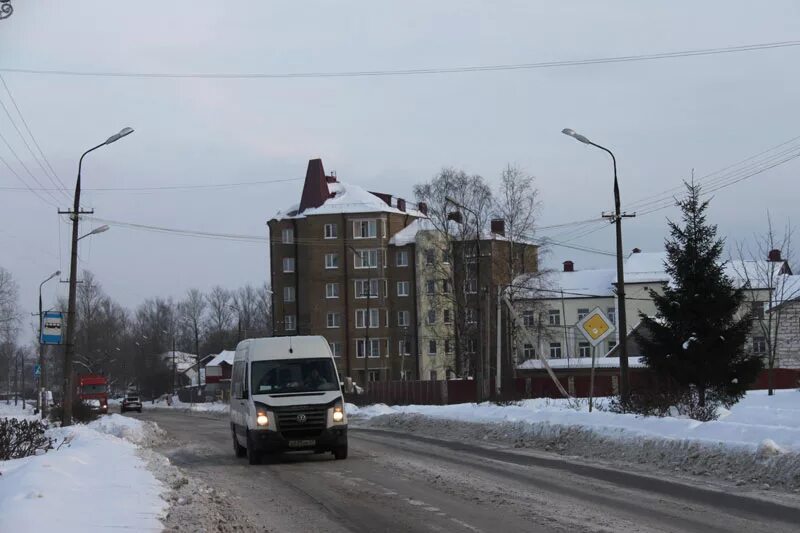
[268,158,539,386]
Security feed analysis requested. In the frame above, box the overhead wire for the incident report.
[0,128,63,205]
[0,73,69,197]
[0,149,58,207]
[1,40,799,79]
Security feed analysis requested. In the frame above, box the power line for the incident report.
[2,40,798,80]
[0,73,70,195]
[0,149,58,207]
[0,176,304,192]
[0,128,63,205]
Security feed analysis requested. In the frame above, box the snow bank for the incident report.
[0,401,40,422]
[353,390,800,453]
[143,396,229,415]
[0,416,167,532]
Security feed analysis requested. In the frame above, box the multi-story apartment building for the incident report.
[268,158,541,386]
[514,248,795,368]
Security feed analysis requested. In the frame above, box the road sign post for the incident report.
[576,307,617,412]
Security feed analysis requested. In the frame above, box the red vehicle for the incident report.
[77,374,109,414]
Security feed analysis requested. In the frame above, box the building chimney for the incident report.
[418,202,428,215]
[631,247,641,254]
[490,218,505,236]
[298,158,330,213]
[397,198,406,212]
[563,260,574,272]
[370,191,393,206]
[768,249,782,262]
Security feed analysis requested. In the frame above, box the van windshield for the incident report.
[251,358,338,394]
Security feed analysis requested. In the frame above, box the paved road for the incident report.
[138,410,800,533]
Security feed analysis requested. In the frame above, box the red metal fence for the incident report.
[345,368,800,406]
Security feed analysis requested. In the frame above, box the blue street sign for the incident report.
[41,311,64,345]
[34,364,41,377]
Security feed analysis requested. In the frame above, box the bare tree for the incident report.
[179,288,207,386]
[253,283,273,337]
[0,268,20,401]
[233,285,259,339]
[733,215,799,395]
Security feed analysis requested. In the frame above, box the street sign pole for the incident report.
[575,307,616,411]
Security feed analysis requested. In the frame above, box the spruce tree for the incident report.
[637,182,762,415]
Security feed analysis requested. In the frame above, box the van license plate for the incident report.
[288,439,316,448]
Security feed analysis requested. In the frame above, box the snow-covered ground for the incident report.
[0,413,167,532]
[0,401,40,422]
[349,389,800,453]
[349,390,800,489]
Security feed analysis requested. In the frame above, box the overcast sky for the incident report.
[1,1,799,336]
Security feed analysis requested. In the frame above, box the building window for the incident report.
[326,312,341,328]
[324,223,337,239]
[578,341,591,357]
[442,279,452,293]
[356,338,381,358]
[283,286,295,303]
[397,310,410,327]
[281,228,294,244]
[430,370,438,381]
[465,278,478,294]
[396,250,409,267]
[325,283,339,299]
[523,343,535,358]
[368,369,381,382]
[400,370,412,381]
[324,253,339,269]
[443,309,452,324]
[425,249,436,266]
[445,339,453,353]
[284,315,296,331]
[467,338,477,353]
[751,301,765,320]
[355,308,380,329]
[607,307,616,325]
[398,339,412,356]
[426,279,436,295]
[282,257,295,273]
[577,308,590,321]
[329,342,342,358]
[442,250,451,263]
[354,279,379,299]
[549,342,562,359]
[548,309,561,326]
[353,219,378,239]
[397,281,410,297]
[427,310,436,325]
[428,340,437,355]
[753,336,767,354]
[465,308,477,324]
[354,249,378,268]
[522,309,535,327]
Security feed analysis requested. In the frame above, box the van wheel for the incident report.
[333,445,348,460]
[232,429,246,458]
[246,431,260,465]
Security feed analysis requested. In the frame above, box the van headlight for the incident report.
[254,402,272,428]
[330,403,346,425]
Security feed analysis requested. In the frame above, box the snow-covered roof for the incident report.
[388,218,439,246]
[517,356,647,370]
[206,350,235,367]
[619,252,670,284]
[514,268,615,299]
[159,351,198,373]
[274,180,424,220]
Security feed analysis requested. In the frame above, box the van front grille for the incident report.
[274,404,327,439]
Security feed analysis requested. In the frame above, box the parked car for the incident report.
[121,395,143,413]
[84,398,102,413]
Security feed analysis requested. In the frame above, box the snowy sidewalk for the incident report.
[0,411,167,532]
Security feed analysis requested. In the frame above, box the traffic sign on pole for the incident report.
[41,311,64,345]
[34,364,41,377]
[576,307,616,346]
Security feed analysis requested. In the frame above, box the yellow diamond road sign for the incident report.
[576,307,616,347]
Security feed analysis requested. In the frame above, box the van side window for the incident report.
[232,361,244,399]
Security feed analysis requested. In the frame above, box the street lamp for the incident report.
[445,196,487,399]
[77,225,110,241]
[62,127,134,427]
[38,270,60,418]
[561,128,631,402]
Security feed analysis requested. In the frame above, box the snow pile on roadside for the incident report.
[354,390,800,452]
[0,416,167,532]
[355,390,800,489]
[89,413,165,446]
[345,403,395,418]
[143,396,229,415]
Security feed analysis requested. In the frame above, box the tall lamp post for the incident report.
[38,270,60,418]
[445,196,486,401]
[62,127,133,426]
[562,128,632,402]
